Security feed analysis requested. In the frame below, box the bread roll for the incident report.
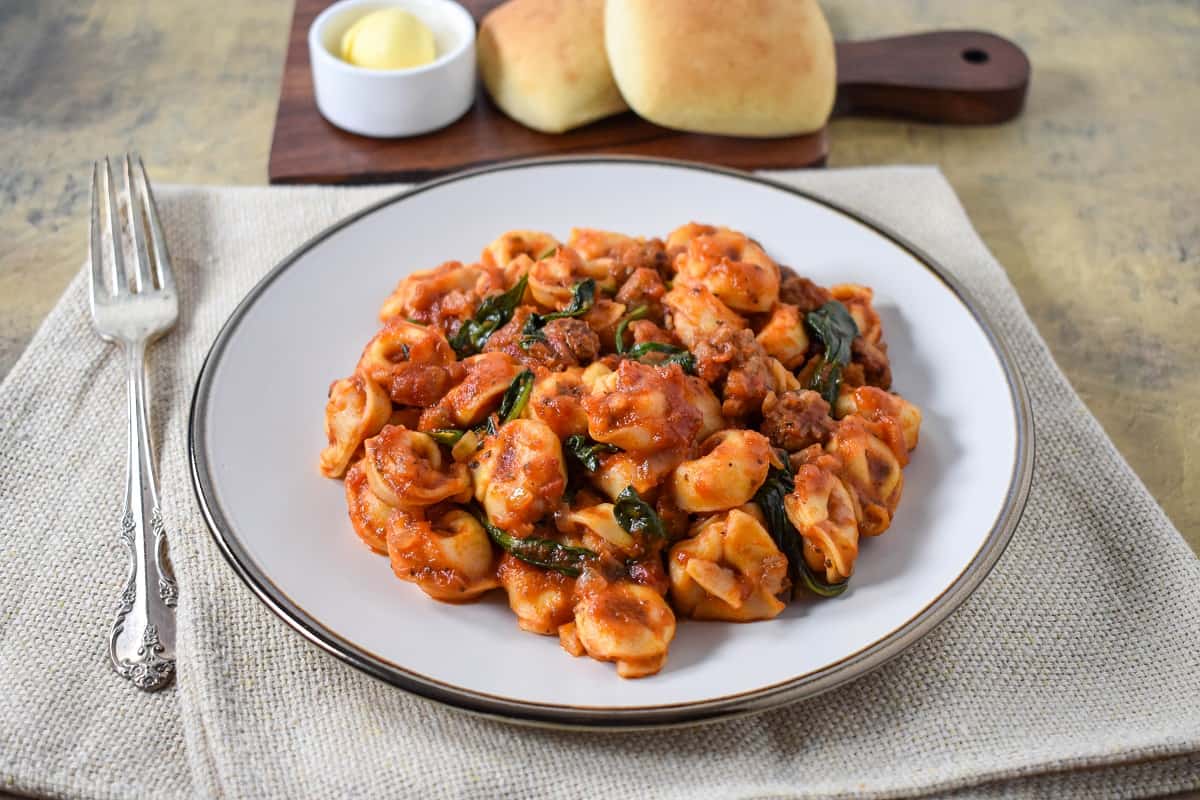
[604,0,836,137]
[478,0,628,134]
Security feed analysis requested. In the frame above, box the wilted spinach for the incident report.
[497,370,534,424]
[803,300,858,405]
[564,434,620,472]
[449,275,529,358]
[614,486,667,540]
[476,512,596,577]
[752,462,848,598]
[519,279,596,350]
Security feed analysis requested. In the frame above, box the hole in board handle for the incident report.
[962,48,990,64]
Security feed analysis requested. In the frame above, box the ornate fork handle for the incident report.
[109,339,177,691]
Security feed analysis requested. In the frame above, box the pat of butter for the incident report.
[340,8,437,70]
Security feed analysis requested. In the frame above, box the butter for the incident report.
[340,8,437,70]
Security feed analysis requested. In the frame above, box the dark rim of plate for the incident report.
[188,156,1035,730]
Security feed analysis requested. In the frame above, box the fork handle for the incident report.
[110,339,177,691]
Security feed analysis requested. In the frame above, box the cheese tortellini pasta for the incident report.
[321,222,922,678]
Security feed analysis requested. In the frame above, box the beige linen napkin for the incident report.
[1,168,1197,800]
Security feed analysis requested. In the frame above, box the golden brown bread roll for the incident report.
[477,0,628,134]
[604,0,837,137]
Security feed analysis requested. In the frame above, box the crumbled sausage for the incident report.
[762,390,836,451]
[853,338,892,390]
[692,326,780,421]
[484,309,599,370]
[615,267,668,318]
[542,318,601,366]
[780,275,832,312]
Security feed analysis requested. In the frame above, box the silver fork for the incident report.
[89,154,179,691]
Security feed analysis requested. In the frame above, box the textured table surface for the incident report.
[5,1,1195,551]
[0,1,1196,797]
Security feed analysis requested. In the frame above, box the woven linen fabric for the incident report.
[0,167,1197,800]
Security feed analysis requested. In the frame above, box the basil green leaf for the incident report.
[804,300,858,405]
[614,486,667,540]
[498,370,534,424]
[476,512,595,577]
[450,275,529,358]
[564,433,620,472]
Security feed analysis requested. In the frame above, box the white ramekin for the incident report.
[308,0,476,138]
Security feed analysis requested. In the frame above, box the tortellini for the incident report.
[419,352,521,429]
[481,230,559,272]
[831,283,883,344]
[670,224,780,313]
[669,507,789,621]
[572,579,676,678]
[387,508,499,602]
[529,245,617,308]
[837,385,922,455]
[470,418,567,535]
[320,374,392,478]
[662,283,746,351]
[785,451,860,584]
[669,430,772,513]
[363,425,472,508]
[357,319,459,407]
[826,416,905,537]
[322,223,924,680]
[582,359,701,453]
[755,304,810,369]
[343,459,394,553]
[497,553,576,635]
[378,260,504,329]
[524,367,589,439]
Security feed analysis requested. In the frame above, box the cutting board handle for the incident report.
[834,30,1031,124]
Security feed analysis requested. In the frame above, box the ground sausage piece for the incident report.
[762,389,837,451]
[615,267,668,319]
[692,326,758,385]
[483,309,599,370]
[853,337,892,390]
[542,318,601,366]
[692,326,779,421]
[612,239,672,282]
[626,319,680,349]
[780,276,833,313]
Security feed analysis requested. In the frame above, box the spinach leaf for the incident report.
[497,370,534,425]
[752,462,848,598]
[519,279,596,350]
[754,464,806,585]
[625,341,696,375]
[798,560,849,597]
[614,486,667,540]
[449,275,529,358]
[476,512,596,577]
[804,300,858,405]
[614,304,650,355]
[427,428,464,446]
[564,434,620,472]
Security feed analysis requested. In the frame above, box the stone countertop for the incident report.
[1,0,1196,562]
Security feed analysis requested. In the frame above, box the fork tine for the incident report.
[103,157,129,295]
[123,154,154,292]
[134,155,174,293]
[89,161,109,299]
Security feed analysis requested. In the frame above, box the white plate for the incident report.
[190,158,1032,728]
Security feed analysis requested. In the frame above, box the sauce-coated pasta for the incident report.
[321,223,922,677]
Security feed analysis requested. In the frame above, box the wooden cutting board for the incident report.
[269,0,1030,184]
